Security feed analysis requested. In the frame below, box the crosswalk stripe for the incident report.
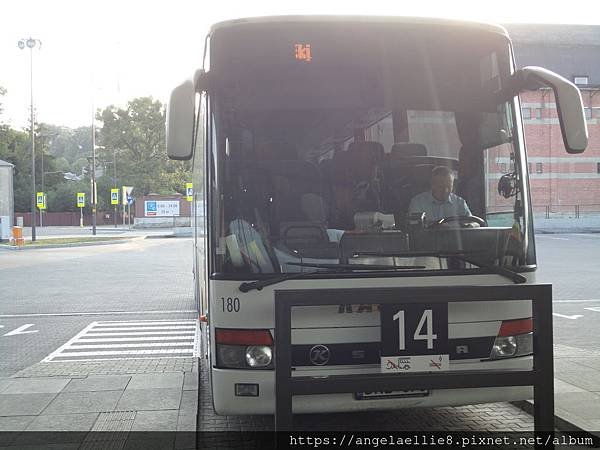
[66,342,194,349]
[43,319,199,362]
[88,326,196,331]
[77,336,194,342]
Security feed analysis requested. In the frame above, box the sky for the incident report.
[1,0,599,130]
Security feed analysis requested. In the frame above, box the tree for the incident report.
[96,97,191,197]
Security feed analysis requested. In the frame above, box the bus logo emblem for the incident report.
[309,345,330,365]
[294,44,312,62]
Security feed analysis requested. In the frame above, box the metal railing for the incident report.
[275,284,554,449]
[532,204,600,219]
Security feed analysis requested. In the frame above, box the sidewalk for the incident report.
[548,344,600,435]
[0,358,198,449]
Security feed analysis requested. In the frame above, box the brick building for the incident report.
[505,24,600,215]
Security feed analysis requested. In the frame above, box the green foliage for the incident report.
[47,180,89,212]
[0,94,193,213]
[96,97,191,197]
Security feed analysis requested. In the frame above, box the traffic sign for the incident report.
[77,193,85,208]
[122,186,134,205]
[186,183,193,202]
[110,189,119,205]
[36,192,46,210]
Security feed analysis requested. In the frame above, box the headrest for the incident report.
[347,141,384,159]
[391,143,427,157]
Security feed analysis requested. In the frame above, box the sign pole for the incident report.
[80,207,83,227]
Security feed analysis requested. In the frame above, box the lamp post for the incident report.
[18,37,41,241]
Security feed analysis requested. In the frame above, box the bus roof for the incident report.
[209,15,510,39]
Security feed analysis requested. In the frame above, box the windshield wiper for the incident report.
[238,262,426,293]
[286,262,425,270]
[239,270,336,293]
[356,250,526,284]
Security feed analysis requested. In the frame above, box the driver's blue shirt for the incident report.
[408,191,472,223]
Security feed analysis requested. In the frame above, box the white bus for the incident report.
[167,16,587,415]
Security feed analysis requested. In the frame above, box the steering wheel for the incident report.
[428,215,487,228]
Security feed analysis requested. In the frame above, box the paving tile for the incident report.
[553,378,586,394]
[0,378,13,394]
[125,373,183,390]
[0,393,57,416]
[116,388,181,411]
[42,390,123,414]
[555,391,600,419]
[25,413,99,431]
[176,413,197,432]
[130,410,178,431]
[179,391,198,414]
[2,378,71,394]
[63,376,131,392]
[0,415,36,432]
[182,372,198,391]
[555,367,600,392]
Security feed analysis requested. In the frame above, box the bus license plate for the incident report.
[380,303,449,373]
[355,390,429,400]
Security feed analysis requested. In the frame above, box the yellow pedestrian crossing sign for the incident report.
[77,192,85,208]
[36,192,46,210]
[111,189,119,205]
[186,183,193,202]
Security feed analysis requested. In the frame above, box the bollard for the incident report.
[12,226,24,248]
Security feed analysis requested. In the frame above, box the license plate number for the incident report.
[355,390,429,400]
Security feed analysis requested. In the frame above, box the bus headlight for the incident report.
[490,336,517,358]
[246,346,272,367]
[215,329,274,369]
[489,318,533,360]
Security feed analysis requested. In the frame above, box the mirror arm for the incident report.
[194,69,211,93]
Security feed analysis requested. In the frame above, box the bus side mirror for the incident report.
[498,66,588,154]
[166,79,195,160]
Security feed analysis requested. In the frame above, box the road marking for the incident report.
[544,237,570,241]
[44,319,198,362]
[3,324,39,336]
[552,313,583,320]
[88,326,195,331]
[553,299,600,303]
[77,336,194,342]
[0,310,197,318]
[584,307,600,313]
[85,331,196,336]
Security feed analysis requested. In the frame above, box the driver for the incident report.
[408,166,471,224]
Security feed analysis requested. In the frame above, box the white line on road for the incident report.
[93,321,196,326]
[553,299,600,303]
[85,331,196,336]
[55,349,194,357]
[0,310,197,318]
[66,342,194,349]
[584,307,600,313]
[88,326,196,331]
[77,336,195,342]
[44,319,199,362]
[552,313,583,320]
[3,324,39,336]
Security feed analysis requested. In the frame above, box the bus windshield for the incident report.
[208,22,534,277]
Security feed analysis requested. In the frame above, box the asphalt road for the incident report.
[536,233,600,353]
[0,237,195,376]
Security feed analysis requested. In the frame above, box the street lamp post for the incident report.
[18,37,41,241]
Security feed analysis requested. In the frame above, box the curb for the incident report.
[0,237,137,251]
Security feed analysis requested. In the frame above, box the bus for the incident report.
[166,16,587,415]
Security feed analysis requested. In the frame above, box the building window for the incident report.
[522,108,531,119]
[536,162,543,174]
[535,108,542,119]
[574,76,589,86]
[585,108,593,119]
[597,162,600,174]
